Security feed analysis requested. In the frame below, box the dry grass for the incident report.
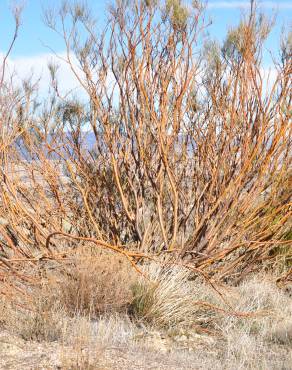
[0,290,64,342]
[58,315,138,369]
[49,249,138,318]
[1,270,291,369]
[0,249,138,342]
[221,276,292,344]
[1,254,290,368]
[130,263,198,328]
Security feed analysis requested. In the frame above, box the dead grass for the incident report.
[50,249,138,318]
[130,263,197,328]
[0,269,291,369]
[58,315,138,369]
[0,249,138,342]
[221,275,292,344]
[0,293,65,342]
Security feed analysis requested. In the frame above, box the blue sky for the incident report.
[0,0,291,95]
[0,0,291,57]
[0,0,108,56]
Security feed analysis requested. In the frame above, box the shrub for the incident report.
[0,0,291,308]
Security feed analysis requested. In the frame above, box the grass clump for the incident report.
[130,264,197,328]
[48,249,138,318]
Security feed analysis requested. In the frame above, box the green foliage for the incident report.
[282,229,292,241]
[130,282,157,320]
[281,30,292,63]
[203,40,222,75]
[268,229,292,269]
[222,22,246,61]
[165,0,189,30]
[144,0,158,8]
[222,13,272,62]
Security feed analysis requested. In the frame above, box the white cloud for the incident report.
[1,51,121,105]
[207,1,292,9]
[1,51,86,98]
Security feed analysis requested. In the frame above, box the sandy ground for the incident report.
[1,328,291,370]
[0,329,208,370]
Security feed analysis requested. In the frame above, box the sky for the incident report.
[0,0,291,95]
